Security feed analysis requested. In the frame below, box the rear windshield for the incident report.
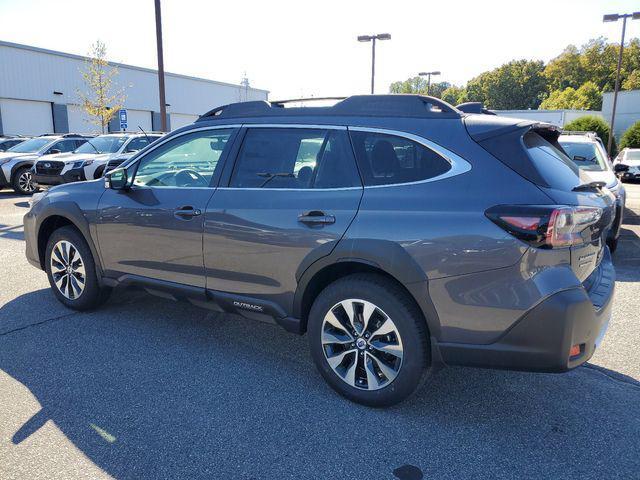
[523,132,581,190]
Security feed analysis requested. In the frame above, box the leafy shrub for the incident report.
[619,121,640,150]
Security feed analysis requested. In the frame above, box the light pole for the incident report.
[418,71,441,95]
[603,12,640,155]
[154,0,167,132]
[357,33,391,94]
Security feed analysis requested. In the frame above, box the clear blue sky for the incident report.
[0,0,638,99]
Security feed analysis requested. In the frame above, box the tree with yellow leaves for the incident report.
[77,41,126,133]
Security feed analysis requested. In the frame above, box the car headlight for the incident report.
[72,159,94,168]
[29,190,48,208]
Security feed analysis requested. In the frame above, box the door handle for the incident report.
[298,210,335,225]
[174,206,202,219]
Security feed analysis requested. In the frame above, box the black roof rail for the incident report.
[197,94,461,121]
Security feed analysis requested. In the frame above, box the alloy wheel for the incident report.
[321,298,403,391]
[50,240,86,299]
[18,170,36,193]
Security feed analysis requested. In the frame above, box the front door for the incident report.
[96,127,237,287]
[204,126,363,309]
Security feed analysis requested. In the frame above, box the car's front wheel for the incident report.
[12,166,38,195]
[45,226,110,310]
[308,274,429,407]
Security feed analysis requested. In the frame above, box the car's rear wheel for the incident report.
[45,226,110,310]
[12,166,38,195]
[308,274,429,407]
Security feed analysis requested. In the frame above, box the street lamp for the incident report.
[603,11,640,155]
[357,33,391,94]
[418,71,441,95]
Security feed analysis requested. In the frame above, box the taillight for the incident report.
[486,205,602,249]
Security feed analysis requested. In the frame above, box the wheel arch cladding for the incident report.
[36,206,102,276]
[294,239,440,337]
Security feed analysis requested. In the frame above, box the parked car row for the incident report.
[0,132,163,195]
[31,132,163,189]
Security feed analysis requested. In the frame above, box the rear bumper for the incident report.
[437,249,615,372]
[33,167,86,187]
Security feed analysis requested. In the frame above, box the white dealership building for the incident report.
[0,40,269,136]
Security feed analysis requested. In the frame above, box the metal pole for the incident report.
[608,15,627,155]
[154,0,167,132]
[426,73,432,95]
[371,37,376,94]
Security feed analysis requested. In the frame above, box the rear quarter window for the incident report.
[523,132,581,190]
[349,131,451,186]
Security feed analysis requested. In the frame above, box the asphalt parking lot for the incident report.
[1,185,639,480]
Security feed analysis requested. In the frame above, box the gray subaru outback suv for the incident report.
[24,95,616,406]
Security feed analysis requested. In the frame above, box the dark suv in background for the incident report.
[24,96,616,406]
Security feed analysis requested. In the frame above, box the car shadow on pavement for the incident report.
[1,289,639,479]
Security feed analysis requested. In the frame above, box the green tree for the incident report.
[465,59,546,109]
[619,121,640,149]
[441,86,467,105]
[622,69,640,90]
[563,115,616,153]
[77,40,126,133]
[544,45,587,91]
[388,77,451,98]
[540,81,602,110]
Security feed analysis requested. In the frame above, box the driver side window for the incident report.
[133,129,234,188]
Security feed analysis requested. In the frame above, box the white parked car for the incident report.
[32,133,162,188]
[0,134,90,194]
[614,147,640,182]
[558,132,625,252]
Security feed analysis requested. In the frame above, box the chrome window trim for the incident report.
[347,126,472,188]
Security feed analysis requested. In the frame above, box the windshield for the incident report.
[75,136,127,154]
[626,150,640,161]
[7,138,51,153]
[559,141,609,171]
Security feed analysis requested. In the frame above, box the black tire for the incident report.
[308,273,430,407]
[11,166,39,195]
[45,226,111,310]
[607,236,619,254]
[93,165,106,179]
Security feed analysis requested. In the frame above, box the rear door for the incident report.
[203,125,363,309]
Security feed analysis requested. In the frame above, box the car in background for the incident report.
[32,133,163,188]
[614,148,640,182]
[559,133,625,252]
[0,135,29,152]
[0,134,90,194]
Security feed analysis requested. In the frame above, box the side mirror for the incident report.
[105,168,129,190]
[614,163,629,173]
[49,149,61,155]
